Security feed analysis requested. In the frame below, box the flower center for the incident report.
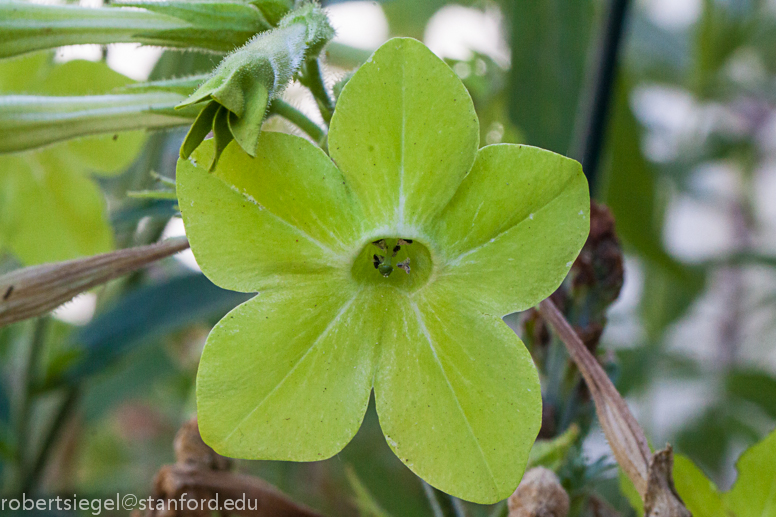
[350,237,433,290]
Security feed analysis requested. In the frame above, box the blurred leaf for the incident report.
[527,424,579,472]
[382,0,449,39]
[326,41,372,69]
[618,469,643,517]
[693,0,752,96]
[639,262,704,342]
[601,79,705,337]
[673,455,726,517]
[54,274,250,386]
[506,0,595,154]
[0,54,149,265]
[617,346,700,395]
[0,154,115,266]
[345,465,395,517]
[726,369,776,420]
[676,406,760,475]
[723,427,776,517]
[150,50,220,80]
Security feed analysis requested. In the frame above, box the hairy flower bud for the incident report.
[177,3,334,170]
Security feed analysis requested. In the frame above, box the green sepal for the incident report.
[211,106,235,172]
[181,101,220,160]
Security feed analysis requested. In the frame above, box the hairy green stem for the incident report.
[269,98,327,145]
[302,58,335,125]
[0,1,269,59]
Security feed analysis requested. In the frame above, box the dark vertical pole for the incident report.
[574,0,632,192]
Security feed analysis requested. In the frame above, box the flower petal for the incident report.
[430,144,589,315]
[197,279,380,460]
[176,132,363,292]
[374,284,542,504]
[329,37,479,232]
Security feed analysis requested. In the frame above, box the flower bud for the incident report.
[177,3,334,170]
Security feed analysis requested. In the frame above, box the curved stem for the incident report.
[269,99,327,146]
[538,298,651,496]
[302,58,335,125]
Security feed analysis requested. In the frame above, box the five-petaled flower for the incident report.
[177,38,589,503]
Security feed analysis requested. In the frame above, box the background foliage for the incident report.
[1,0,775,515]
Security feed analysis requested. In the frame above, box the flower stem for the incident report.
[537,297,650,495]
[422,482,468,517]
[269,98,327,146]
[302,58,335,125]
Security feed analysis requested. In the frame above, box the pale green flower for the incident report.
[177,38,589,503]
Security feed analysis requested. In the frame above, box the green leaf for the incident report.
[723,428,776,517]
[621,435,776,517]
[0,55,147,264]
[0,0,270,59]
[179,37,589,504]
[726,369,776,420]
[0,153,114,265]
[619,469,644,517]
[527,424,579,471]
[178,3,334,165]
[249,0,293,26]
[329,38,479,230]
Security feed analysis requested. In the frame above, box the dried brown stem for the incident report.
[538,298,650,495]
[149,466,326,517]
[538,298,691,516]
[0,237,189,328]
[136,418,324,517]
